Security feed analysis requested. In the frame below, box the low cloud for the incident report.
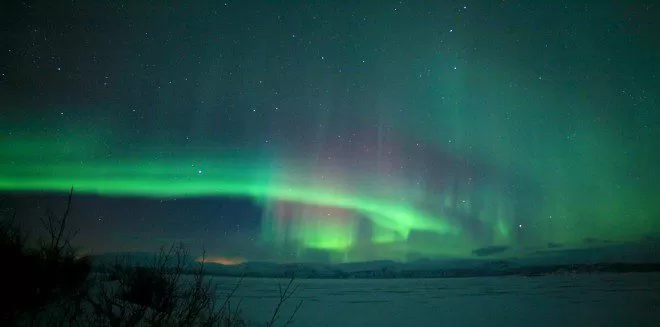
[547,242,563,248]
[472,246,509,257]
[199,256,245,265]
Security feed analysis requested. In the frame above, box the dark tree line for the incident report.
[0,189,302,327]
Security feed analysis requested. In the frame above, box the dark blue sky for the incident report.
[1,0,659,263]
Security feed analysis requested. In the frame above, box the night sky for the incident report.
[1,1,658,264]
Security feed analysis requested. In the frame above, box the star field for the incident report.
[1,0,659,263]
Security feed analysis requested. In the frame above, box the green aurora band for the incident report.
[0,148,478,259]
[2,120,659,263]
[1,130,525,262]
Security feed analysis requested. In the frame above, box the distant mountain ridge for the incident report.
[89,241,660,279]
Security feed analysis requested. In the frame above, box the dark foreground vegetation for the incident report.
[0,189,302,326]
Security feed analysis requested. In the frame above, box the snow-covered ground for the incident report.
[211,272,660,326]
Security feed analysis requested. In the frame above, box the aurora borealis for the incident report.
[1,1,659,263]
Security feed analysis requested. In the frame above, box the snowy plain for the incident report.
[211,272,660,327]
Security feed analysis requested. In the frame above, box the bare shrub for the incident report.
[0,188,92,326]
[87,243,249,326]
[0,189,303,326]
